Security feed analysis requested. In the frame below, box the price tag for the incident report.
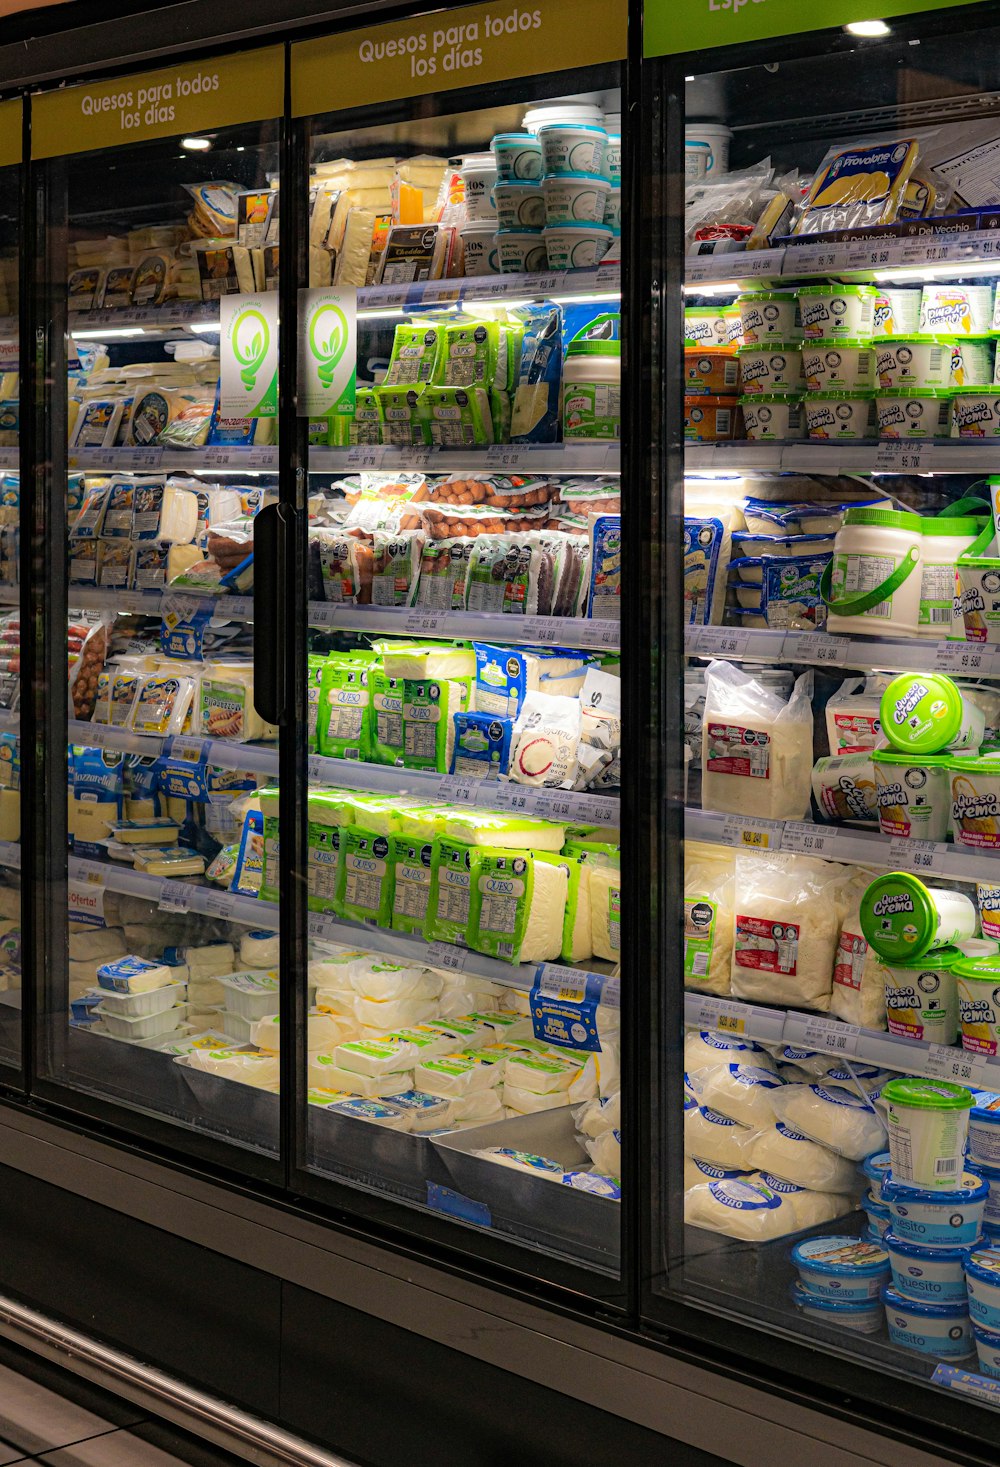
[518,617,559,644]
[403,610,443,635]
[534,963,589,1003]
[685,259,715,285]
[697,626,751,657]
[157,882,188,914]
[721,815,783,851]
[374,284,411,308]
[874,438,927,472]
[570,794,619,825]
[437,777,477,804]
[924,1044,984,1085]
[247,447,276,469]
[595,261,621,291]
[167,736,204,764]
[425,941,468,973]
[933,643,991,674]
[592,622,621,650]
[344,446,382,469]
[789,244,842,274]
[801,1018,861,1056]
[781,821,830,855]
[693,996,748,1036]
[889,835,938,870]
[307,754,328,781]
[844,243,893,271]
[308,603,338,628]
[201,890,234,919]
[783,632,851,665]
[738,249,786,280]
[535,792,576,820]
[485,445,526,468]
[129,448,162,470]
[530,273,561,294]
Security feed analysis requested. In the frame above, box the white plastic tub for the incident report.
[882,1284,973,1359]
[798,284,877,343]
[219,971,280,1020]
[876,338,953,391]
[537,123,607,178]
[883,1172,988,1245]
[542,222,613,270]
[221,1008,256,1044]
[491,132,542,181]
[876,391,952,440]
[803,344,875,393]
[93,981,187,1019]
[738,346,804,396]
[540,174,610,226]
[736,291,801,347]
[951,338,995,387]
[493,180,546,230]
[459,221,500,276]
[95,1002,189,1040]
[804,393,877,441]
[952,389,1000,439]
[604,185,621,229]
[885,1231,977,1303]
[873,288,921,339]
[497,229,547,274]
[922,283,995,335]
[685,122,732,179]
[460,154,498,221]
[741,395,804,442]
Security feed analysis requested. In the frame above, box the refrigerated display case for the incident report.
[650,0,1000,1449]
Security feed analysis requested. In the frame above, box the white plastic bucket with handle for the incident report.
[685,123,732,178]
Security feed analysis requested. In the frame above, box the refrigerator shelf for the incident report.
[685,231,1000,288]
[65,718,620,825]
[683,990,1000,1090]
[356,261,621,313]
[68,302,221,335]
[68,854,269,929]
[685,623,998,675]
[685,440,1000,474]
[69,445,277,472]
[685,807,985,881]
[309,442,620,473]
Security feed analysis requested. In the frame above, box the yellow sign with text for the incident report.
[32,46,283,159]
[0,99,22,170]
[292,0,627,117]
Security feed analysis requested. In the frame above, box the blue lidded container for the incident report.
[969,1091,1000,1166]
[881,1284,973,1359]
[861,1151,892,1203]
[964,1247,1000,1331]
[791,1236,890,1301]
[791,1281,883,1334]
[882,1171,988,1246]
[883,1229,979,1303]
[863,1190,891,1241]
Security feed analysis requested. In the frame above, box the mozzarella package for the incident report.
[691,1062,786,1129]
[731,853,852,1012]
[769,1082,887,1161]
[241,929,279,967]
[684,1099,757,1169]
[684,1029,777,1076]
[685,1173,848,1241]
[747,1123,861,1194]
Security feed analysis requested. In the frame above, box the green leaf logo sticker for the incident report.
[309,302,349,389]
[232,307,270,392]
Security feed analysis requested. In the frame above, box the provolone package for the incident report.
[510,303,563,443]
[423,838,473,948]
[793,137,920,235]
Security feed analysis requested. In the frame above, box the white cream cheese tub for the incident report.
[493,180,545,230]
[951,387,1000,439]
[881,1284,974,1358]
[737,347,804,396]
[741,396,804,442]
[539,173,609,226]
[921,283,995,335]
[876,337,953,391]
[791,1281,883,1334]
[950,757,1000,853]
[876,390,952,440]
[804,392,877,442]
[803,342,875,393]
[883,1172,988,1246]
[684,306,739,352]
[969,1093,1000,1165]
[798,284,877,343]
[862,1153,893,1203]
[955,532,1000,642]
[491,132,542,181]
[952,337,996,387]
[823,507,923,636]
[497,229,547,274]
[736,290,802,347]
[459,222,499,275]
[885,1231,979,1303]
[537,122,607,178]
[460,153,498,220]
[684,122,732,179]
[965,1248,1000,1331]
[873,288,921,339]
[860,872,977,964]
[791,1236,890,1300]
[604,186,621,230]
[542,222,612,270]
[879,944,960,1044]
[881,1077,973,1190]
[955,956,1000,1056]
[973,1321,1000,1377]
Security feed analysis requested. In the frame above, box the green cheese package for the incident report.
[307,788,352,827]
[389,833,435,934]
[466,848,568,964]
[369,669,405,766]
[307,822,342,914]
[340,790,409,836]
[400,678,471,773]
[420,386,494,448]
[376,640,476,681]
[337,826,395,928]
[433,318,507,390]
[382,320,442,387]
[328,387,380,446]
[258,785,280,904]
[542,851,594,965]
[306,655,326,747]
[316,655,374,760]
[564,834,621,868]
[424,838,474,948]
[442,807,566,851]
[374,385,429,447]
[490,388,511,444]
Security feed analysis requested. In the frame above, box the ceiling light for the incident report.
[182,136,212,151]
[845,19,890,36]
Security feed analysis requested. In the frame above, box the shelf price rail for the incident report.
[685,625,998,676]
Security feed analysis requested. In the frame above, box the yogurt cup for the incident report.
[876,389,952,440]
[955,957,1000,1056]
[864,1189,892,1240]
[493,180,546,230]
[539,173,609,226]
[460,154,498,220]
[881,1283,974,1358]
[965,1247,1000,1330]
[802,342,875,393]
[537,122,607,178]
[884,1230,979,1302]
[604,186,621,230]
[799,284,877,343]
[737,346,804,396]
[684,396,740,442]
[950,757,1000,853]
[952,337,996,388]
[791,1280,884,1334]
[491,132,543,181]
[876,336,954,391]
[459,221,499,275]
[951,387,1000,439]
[883,1171,988,1245]
[879,945,961,1045]
[542,222,613,270]
[860,872,977,964]
[804,392,876,440]
[921,282,995,336]
[880,673,985,756]
[969,1092,1000,1166]
[684,306,738,352]
[496,229,547,274]
[740,395,804,442]
[791,1236,890,1301]
[973,1321,1000,1377]
[873,288,921,339]
[862,1152,893,1203]
[736,290,802,347]
[880,1077,973,1191]
[872,749,952,843]
[684,348,740,396]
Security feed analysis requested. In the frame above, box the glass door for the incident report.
[649,3,1000,1450]
[31,48,287,1178]
[287,2,629,1297]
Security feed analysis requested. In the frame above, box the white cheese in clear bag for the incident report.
[747,1123,861,1194]
[692,1062,787,1129]
[241,929,279,967]
[589,863,621,962]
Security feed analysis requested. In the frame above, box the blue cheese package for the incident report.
[231,809,264,897]
[729,553,832,629]
[450,711,512,779]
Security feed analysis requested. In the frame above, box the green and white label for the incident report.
[299,288,357,417]
[220,292,278,418]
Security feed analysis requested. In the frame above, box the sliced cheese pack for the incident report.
[199,662,278,743]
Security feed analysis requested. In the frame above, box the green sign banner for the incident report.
[645,0,992,57]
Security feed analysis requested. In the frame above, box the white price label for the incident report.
[535,964,590,1003]
[933,643,990,674]
[202,447,230,467]
[844,243,893,271]
[924,1044,983,1084]
[888,836,938,870]
[129,448,162,469]
[801,1019,861,1056]
[874,439,927,472]
[485,445,526,468]
[694,997,749,1036]
[697,626,752,657]
[530,273,561,294]
[518,617,560,644]
[591,622,621,650]
[595,261,621,291]
[784,632,851,665]
[169,737,204,763]
[247,447,275,468]
[375,285,411,308]
[201,890,234,919]
[437,777,477,804]
[425,941,468,973]
[344,447,382,469]
[781,821,830,855]
[307,754,327,781]
[308,603,338,628]
[157,882,188,914]
[403,610,444,635]
[721,815,783,851]
[789,245,842,274]
[738,249,786,279]
[535,793,577,820]
[571,795,619,825]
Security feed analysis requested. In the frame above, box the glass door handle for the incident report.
[253,501,296,726]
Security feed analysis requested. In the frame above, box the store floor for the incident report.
[0,1337,247,1467]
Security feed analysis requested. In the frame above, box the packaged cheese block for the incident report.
[589,863,621,963]
[332,1036,421,1078]
[348,959,441,1003]
[333,208,376,287]
[199,662,278,743]
[132,849,206,876]
[504,1049,583,1095]
[769,1083,887,1161]
[378,641,476,682]
[747,1124,860,1194]
[129,481,196,544]
[97,955,172,994]
[443,809,565,853]
[691,1062,786,1129]
[186,976,228,1009]
[68,927,126,961]
[194,243,255,298]
[306,1054,411,1097]
[241,929,279,968]
[685,1101,756,1169]
[684,842,734,996]
[413,1050,506,1098]
[730,853,848,1012]
[186,1047,279,1089]
[684,1029,776,1076]
[354,995,437,1031]
[71,400,124,449]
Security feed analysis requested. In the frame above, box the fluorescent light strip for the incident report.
[188,322,221,334]
[358,290,619,322]
[72,327,145,339]
[683,282,739,296]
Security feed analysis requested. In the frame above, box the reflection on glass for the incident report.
[0,158,20,1073]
